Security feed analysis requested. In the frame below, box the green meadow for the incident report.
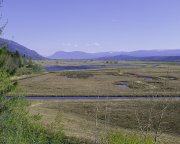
[1,52,180,143]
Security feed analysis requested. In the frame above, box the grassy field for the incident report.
[16,60,180,96]
[13,60,180,143]
[29,99,180,144]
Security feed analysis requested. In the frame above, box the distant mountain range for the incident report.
[49,50,180,61]
[98,55,180,61]
[118,49,180,57]
[48,51,122,60]
[0,38,45,59]
[0,38,180,61]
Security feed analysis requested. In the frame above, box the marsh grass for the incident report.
[18,61,180,96]
[30,99,180,143]
[59,71,94,79]
[105,131,159,144]
[7,60,180,143]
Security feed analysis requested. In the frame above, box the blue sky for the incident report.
[1,0,180,56]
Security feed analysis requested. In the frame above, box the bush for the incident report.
[0,47,25,75]
[0,70,47,143]
[0,47,42,76]
[16,64,42,76]
[47,113,65,144]
[0,70,15,95]
[0,98,48,144]
[106,131,162,144]
[31,64,42,72]
[15,67,34,76]
[0,70,66,144]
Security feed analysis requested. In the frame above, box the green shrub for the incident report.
[15,67,34,76]
[0,71,47,143]
[0,70,15,95]
[0,70,66,144]
[0,97,49,144]
[0,47,42,76]
[31,64,42,72]
[48,113,65,144]
[16,65,42,76]
[0,47,25,75]
[106,131,162,144]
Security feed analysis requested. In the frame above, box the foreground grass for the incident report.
[106,131,157,144]
[29,99,180,144]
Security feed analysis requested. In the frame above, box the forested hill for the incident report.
[0,47,41,75]
[0,38,45,59]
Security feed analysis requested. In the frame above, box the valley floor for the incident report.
[15,61,180,96]
[12,60,180,143]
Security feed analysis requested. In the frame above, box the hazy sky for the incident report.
[1,0,180,56]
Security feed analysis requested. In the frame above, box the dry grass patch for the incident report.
[58,71,94,79]
[17,61,180,96]
[29,99,180,144]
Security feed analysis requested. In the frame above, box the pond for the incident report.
[43,65,105,71]
[43,64,134,71]
[161,76,177,80]
[22,96,180,101]
[116,82,129,89]
[141,76,153,81]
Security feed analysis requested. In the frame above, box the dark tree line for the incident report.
[0,47,29,75]
[0,47,41,75]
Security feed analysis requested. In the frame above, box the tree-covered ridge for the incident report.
[0,47,25,74]
[0,47,41,75]
[0,38,45,59]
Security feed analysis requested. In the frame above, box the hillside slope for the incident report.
[0,38,45,59]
